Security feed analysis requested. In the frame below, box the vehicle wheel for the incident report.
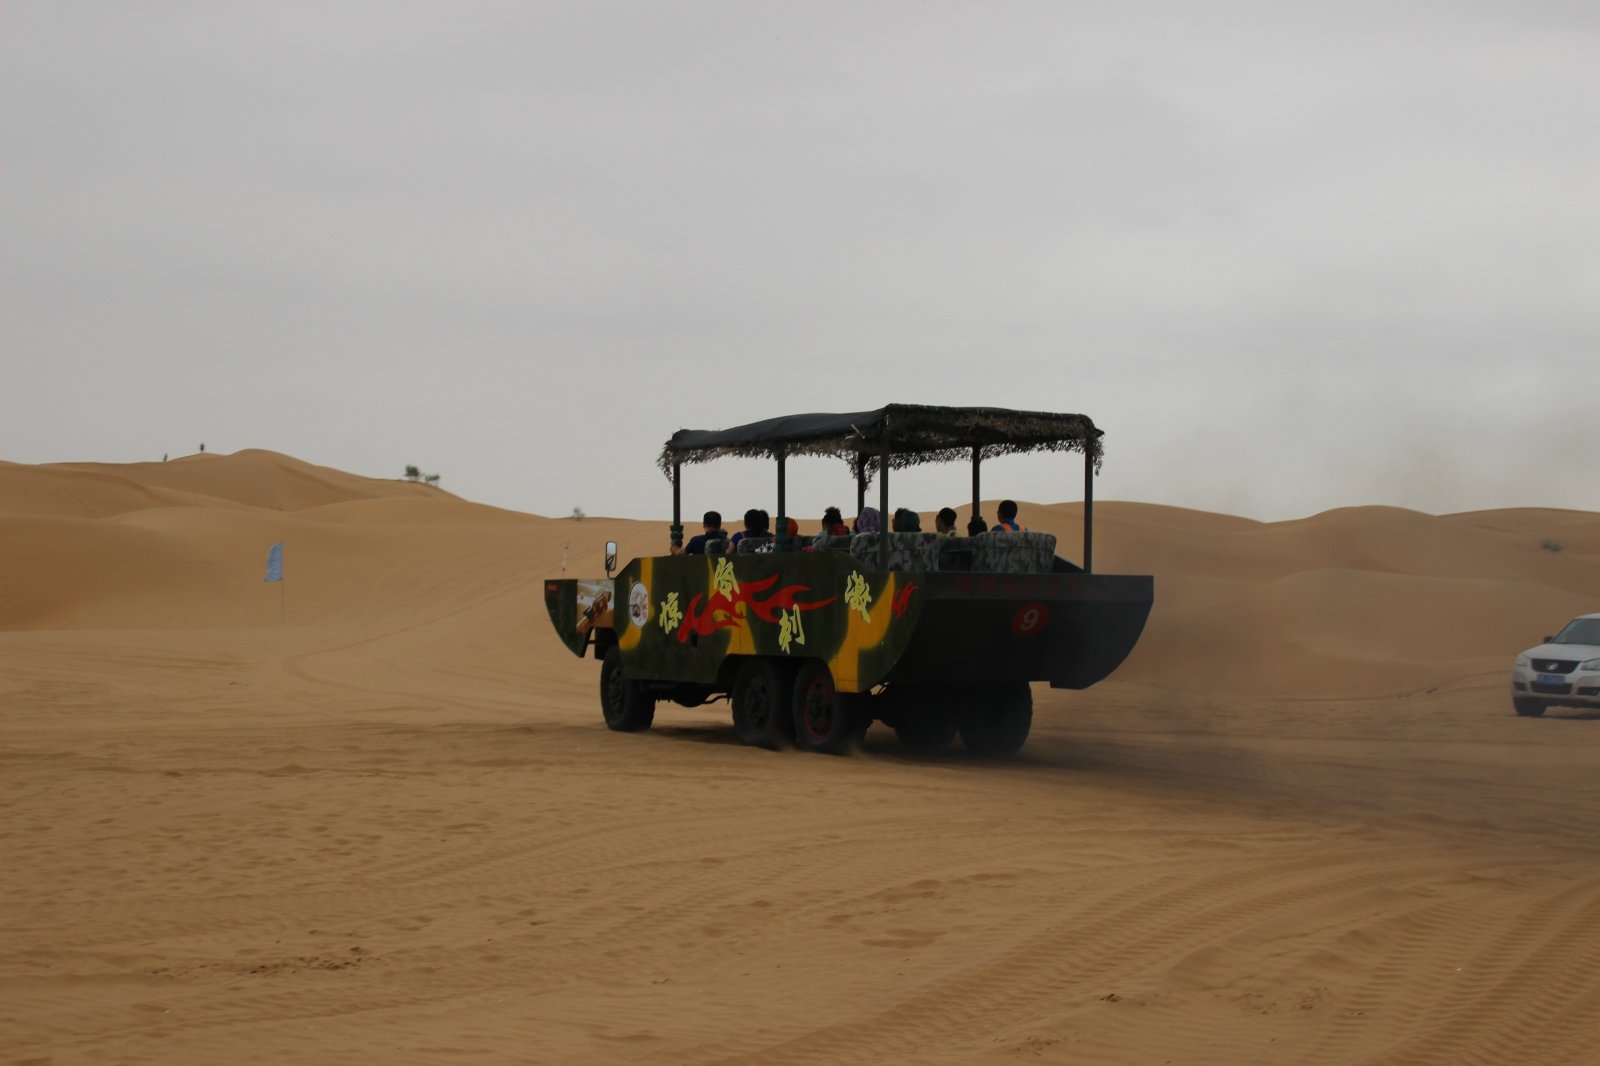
[599,646,655,732]
[888,685,959,754]
[791,660,867,755]
[1513,697,1547,717]
[960,682,1033,756]
[733,658,794,749]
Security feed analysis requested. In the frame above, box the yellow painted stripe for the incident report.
[828,572,896,692]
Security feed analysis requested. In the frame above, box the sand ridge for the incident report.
[3,452,1599,1064]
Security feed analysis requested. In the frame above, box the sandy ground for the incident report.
[4,450,1599,1065]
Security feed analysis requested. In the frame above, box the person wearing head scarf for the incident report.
[854,506,881,535]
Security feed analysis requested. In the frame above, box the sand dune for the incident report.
[51,449,446,513]
[3,452,1599,1065]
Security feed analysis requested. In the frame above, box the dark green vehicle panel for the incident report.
[608,552,919,693]
[546,551,1152,694]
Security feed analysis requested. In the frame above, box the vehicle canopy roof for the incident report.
[660,404,1101,481]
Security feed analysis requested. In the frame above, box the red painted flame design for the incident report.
[677,572,836,643]
[892,581,918,619]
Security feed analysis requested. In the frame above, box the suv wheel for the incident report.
[1513,697,1547,717]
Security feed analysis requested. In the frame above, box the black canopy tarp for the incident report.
[660,404,1101,480]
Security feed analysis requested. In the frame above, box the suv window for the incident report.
[1553,618,1600,645]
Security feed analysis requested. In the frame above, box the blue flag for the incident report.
[264,542,284,583]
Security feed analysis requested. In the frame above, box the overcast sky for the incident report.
[3,1,1596,523]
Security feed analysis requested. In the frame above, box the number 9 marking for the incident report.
[1011,602,1049,636]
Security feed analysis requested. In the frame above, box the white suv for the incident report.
[1510,612,1600,716]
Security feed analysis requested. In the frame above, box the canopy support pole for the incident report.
[1082,447,1094,574]
[775,450,788,552]
[671,462,683,551]
[971,446,981,526]
[878,450,890,570]
[856,460,866,519]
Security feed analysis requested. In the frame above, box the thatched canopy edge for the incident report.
[658,404,1103,479]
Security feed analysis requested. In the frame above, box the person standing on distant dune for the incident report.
[199,443,205,452]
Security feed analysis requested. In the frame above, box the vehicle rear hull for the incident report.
[887,572,1153,689]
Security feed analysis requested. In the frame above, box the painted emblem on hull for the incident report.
[1012,602,1049,636]
[844,572,874,622]
[628,582,650,628]
[778,607,807,653]
[713,558,739,598]
[659,592,683,634]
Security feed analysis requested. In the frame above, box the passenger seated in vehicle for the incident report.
[853,507,881,535]
[935,507,959,537]
[892,507,921,533]
[819,506,849,539]
[967,515,988,537]
[991,499,1028,532]
[675,510,726,555]
[809,506,849,551]
[729,508,772,551]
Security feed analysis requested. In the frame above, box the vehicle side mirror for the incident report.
[604,541,618,577]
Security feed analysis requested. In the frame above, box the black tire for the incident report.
[888,685,959,754]
[791,660,867,755]
[599,646,655,732]
[959,682,1034,756]
[1513,697,1547,718]
[733,658,794,749]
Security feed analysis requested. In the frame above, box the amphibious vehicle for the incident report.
[544,404,1154,755]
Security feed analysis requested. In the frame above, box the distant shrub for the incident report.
[571,507,587,521]
[1541,538,1563,553]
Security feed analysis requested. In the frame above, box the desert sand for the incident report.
[4,450,1599,1065]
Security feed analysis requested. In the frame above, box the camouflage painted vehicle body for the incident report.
[546,539,1151,695]
[543,404,1154,756]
